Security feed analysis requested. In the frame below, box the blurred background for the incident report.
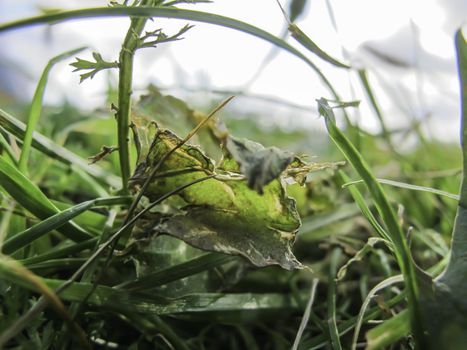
[0,0,465,145]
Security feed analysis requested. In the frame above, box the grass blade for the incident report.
[1,197,126,255]
[336,171,390,241]
[343,177,459,201]
[18,47,86,173]
[289,24,350,69]
[365,310,410,350]
[0,7,341,100]
[302,293,406,349]
[292,278,319,350]
[2,200,95,254]
[117,253,236,291]
[318,98,426,348]
[0,108,120,188]
[0,128,18,165]
[351,275,404,350]
[20,238,98,265]
[0,264,300,315]
[0,155,92,242]
[357,69,392,147]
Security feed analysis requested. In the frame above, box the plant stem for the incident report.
[117,1,153,193]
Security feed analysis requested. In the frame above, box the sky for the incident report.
[0,0,465,143]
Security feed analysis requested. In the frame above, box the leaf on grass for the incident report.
[130,125,305,269]
[128,91,342,269]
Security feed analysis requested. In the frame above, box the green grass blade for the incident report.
[0,197,124,255]
[2,200,95,254]
[299,202,361,237]
[0,155,92,242]
[18,47,86,173]
[0,265,300,315]
[302,293,406,349]
[0,7,315,69]
[0,108,120,188]
[289,23,350,69]
[351,275,404,350]
[344,177,459,201]
[0,7,340,100]
[20,238,98,266]
[0,128,18,165]
[318,98,426,348]
[117,253,236,291]
[365,311,410,350]
[357,70,391,144]
[27,258,93,273]
[336,171,391,242]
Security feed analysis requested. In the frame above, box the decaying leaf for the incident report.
[222,136,294,194]
[129,91,342,270]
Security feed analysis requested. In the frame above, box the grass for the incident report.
[0,1,464,349]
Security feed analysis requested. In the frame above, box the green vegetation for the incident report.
[0,1,465,349]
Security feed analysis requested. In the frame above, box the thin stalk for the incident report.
[117,0,154,192]
[327,248,343,350]
[292,278,319,350]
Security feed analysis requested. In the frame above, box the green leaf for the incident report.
[0,156,92,242]
[70,51,118,83]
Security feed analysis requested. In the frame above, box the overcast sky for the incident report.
[0,0,465,143]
